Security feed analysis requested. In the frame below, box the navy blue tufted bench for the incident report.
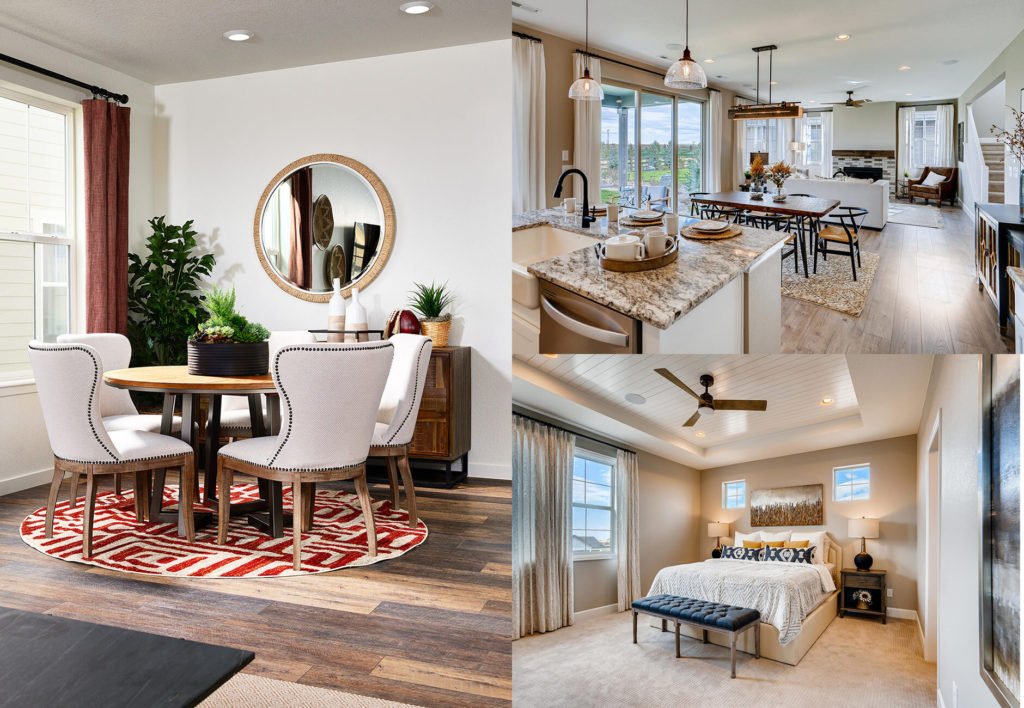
[631,594,761,678]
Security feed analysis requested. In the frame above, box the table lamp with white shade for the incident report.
[708,522,729,559]
[790,141,806,166]
[849,517,880,571]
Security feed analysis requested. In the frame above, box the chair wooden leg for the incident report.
[69,472,80,508]
[292,477,303,571]
[301,482,315,532]
[45,463,64,539]
[180,459,196,543]
[114,473,122,495]
[83,472,97,558]
[354,472,377,557]
[397,452,418,529]
[133,471,147,522]
[217,459,232,545]
[384,457,400,509]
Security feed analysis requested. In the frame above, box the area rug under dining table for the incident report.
[781,249,881,317]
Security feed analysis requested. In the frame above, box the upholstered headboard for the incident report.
[825,532,842,587]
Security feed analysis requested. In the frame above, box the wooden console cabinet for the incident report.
[408,346,471,486]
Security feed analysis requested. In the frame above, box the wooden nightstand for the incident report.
[840,568,887,624]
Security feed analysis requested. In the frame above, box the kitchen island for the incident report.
[513,207,790,355]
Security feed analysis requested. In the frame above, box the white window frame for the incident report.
[722,479,746,509]
[833,463,871,502]
[0,86,77,384]
[802,113,825,172]
[572,447,617,561]
[911,108,938,173]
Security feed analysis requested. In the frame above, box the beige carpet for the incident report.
[888,202,944,228]
[782,249,880,317]
[513,612,935,707]
[201,674,421,707]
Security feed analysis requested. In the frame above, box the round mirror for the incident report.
[254,154,395,302]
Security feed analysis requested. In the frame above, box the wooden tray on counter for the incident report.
[682,224,743,240]
[596,239,679,272]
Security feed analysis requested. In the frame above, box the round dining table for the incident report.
[103,366,286,537]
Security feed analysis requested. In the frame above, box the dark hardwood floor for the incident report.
[782,204,1014,353]
[0,475,512,707]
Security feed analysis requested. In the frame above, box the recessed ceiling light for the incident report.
[400,1,434,14]
[223,30,253,41]
[696,432,706,438]
[899,65,911,71]
[821,397,833,406]
[808,99,818,103]
[847,80,863,85]
[625,393,646,405]
[905,92,913,96]
[704,58,715,64]
[943,59,959,65]
[835,34,851,41]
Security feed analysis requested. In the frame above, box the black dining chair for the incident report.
[813,206,869,281]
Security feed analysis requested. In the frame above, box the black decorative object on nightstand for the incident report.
[711,548,722,559]
[840,568,887,624]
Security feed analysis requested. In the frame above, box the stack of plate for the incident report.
[690,220,731,235]
[589,203,609,216]
[621,209,664,226]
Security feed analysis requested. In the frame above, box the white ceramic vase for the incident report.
[345,287,368,342]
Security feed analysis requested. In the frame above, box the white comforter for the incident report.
[646,559,836,646]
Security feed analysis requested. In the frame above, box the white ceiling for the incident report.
[515,0,1024,105]
[0,0,509,85]
[512,354,933,469]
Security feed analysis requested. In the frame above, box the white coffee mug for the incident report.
[664,213,680,235]
[563,197,576,214]
[605,234,646,260]
[643,230,674,257]
[607,203,619,222]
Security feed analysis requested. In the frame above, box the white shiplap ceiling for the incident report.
[513,354,934,469]
[515,0,1024,104]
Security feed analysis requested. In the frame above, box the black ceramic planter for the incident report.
[187,341,269,377]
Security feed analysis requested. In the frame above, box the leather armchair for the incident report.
[908,167,958,207]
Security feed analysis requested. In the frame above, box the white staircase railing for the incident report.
[961,105,989,213]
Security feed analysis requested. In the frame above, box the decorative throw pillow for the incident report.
[742,540,763,549]
[790,531,828,564]
[733,531,761,546]
[760,530,792,543]
[763,545,815,564]
[721,545,761,561]
[922,171,947,187]
[764,541,785,547]
[784,540,809,548]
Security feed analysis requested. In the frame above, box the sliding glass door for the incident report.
[600,81,705,212]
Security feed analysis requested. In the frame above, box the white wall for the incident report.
[832,101,897,151]
[0,27,157,490]
[972,81,1007,140]
[154,40,513,479]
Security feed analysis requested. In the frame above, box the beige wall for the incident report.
[699,436,919,613]
[833,101,897,151]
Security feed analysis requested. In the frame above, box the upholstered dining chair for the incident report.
[368,334,433,529]
[216,341,394,570]
[56,333,182,502]
[28,341,197,556]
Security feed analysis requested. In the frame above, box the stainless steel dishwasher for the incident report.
[538,280,641,354]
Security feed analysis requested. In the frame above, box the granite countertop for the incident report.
[515,207,789,330]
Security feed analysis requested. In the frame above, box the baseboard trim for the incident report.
[574,603,618,620]
[0,467,55,497]
[469,462,512,481]
[886,607,918,620]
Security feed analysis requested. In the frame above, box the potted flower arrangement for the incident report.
[408,281,454,347]
[187,286,270,376]
[992,107,1024,218]
[766,160,793,201]
[749,157,766,199]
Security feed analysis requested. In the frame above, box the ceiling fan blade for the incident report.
[682,411,701,427]
[714,399,768,411]
[654,367,700,400]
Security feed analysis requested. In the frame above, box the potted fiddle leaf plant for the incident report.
[187,286,270,376]
[408,281,454,347]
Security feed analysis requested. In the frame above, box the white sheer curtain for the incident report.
[773,119,794,165]
[707,91,722,191]
[733,98,751,185]
[792,114,806,169]
[512,37,546,213]
[615,449,641,611]
[935,103,955,167]
[513,415,575,638]
[821,111,834,178]
[572,53,602,203]
[897,105,915,178]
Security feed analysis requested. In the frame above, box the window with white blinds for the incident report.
[0,90,74,381]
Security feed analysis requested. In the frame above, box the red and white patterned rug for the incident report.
[20,483,428,577]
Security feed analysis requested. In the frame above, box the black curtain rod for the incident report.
[573,49,720,93]
[0,53,129,104]
[513,411,637,456]
[513,30,542,43]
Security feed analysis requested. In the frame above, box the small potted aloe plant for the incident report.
[187,286,270,376]
[408,281,454,347]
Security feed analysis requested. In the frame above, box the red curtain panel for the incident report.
[83,99,131,334]
[287,167,313,289]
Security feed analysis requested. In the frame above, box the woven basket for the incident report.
[420,319,450,347]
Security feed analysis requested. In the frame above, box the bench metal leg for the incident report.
[675,620,680,658]
[754,622,761,659]
[632,610,637,644]
[702,628,708,644]
[730,635,737,678]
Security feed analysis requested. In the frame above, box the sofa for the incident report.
[908,167,957,207]
[782,177,889,230]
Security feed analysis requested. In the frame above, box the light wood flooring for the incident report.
[782,205,1014,353]
[0,475,512,707]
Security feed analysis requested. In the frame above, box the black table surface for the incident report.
[978,202,1024,226]
[0,607,253,707]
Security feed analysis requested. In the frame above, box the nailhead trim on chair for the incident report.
[55,452,187,465]
[218,453,364,473]
[385,338,431,445]
[268,342,394,467]
[29,343,118,463]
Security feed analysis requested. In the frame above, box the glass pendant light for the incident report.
[569,0,604,101]
[664,0,707,90]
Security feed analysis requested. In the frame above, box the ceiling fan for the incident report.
[655,368,768,427]
[829,90,873,108]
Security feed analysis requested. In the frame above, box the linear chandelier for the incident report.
[728,44,803,120]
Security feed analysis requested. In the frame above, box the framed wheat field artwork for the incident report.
[750,484,824,527]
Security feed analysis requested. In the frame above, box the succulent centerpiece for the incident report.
[187,286,270,376]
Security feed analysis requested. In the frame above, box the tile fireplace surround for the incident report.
[832,150,897,195]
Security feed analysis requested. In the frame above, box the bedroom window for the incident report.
[722,480,746,509]
[572,449,615,559]
[834,464,871,501]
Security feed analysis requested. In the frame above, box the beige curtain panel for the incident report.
[512,415,576,638]
[512,37,546,213]
[615,448,641,611]
[572,53,602,203]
